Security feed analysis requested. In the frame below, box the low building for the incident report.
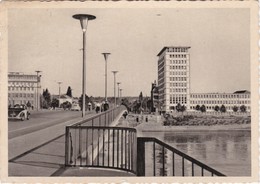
[8,72,41,109]
[190,90,250,112]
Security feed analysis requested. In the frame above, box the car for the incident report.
[71,104,81,111]
[8,104,30,121]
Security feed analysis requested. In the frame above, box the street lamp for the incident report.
[117,82,121,106]
[57,82,62,98]
[102,53,110,103]
[111,71,118,107]
[119,88,123,104]
[35,70,42,111]
[73,14,96,117]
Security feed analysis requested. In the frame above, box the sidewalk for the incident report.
[8,110,134,177]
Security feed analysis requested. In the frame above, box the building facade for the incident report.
[157,46,251,113]
[8,72,41,109]
[157,46,191,112]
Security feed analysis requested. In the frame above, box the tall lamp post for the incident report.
[73,14,96,117]
[102,53,110,103]
[117,82,121,105]
[111,71,118,107]
[35,70,41,111]
[57,81,62,107]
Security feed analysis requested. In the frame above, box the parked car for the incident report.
[71,104,81,111]
[8,104,30,121]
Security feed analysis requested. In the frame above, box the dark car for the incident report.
[8,104,30,121]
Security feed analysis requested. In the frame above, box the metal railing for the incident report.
[72,106,126,127]
[65,126,137,174]
[136,137,226,176]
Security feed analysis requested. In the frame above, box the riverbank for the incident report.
[119,113,251,132]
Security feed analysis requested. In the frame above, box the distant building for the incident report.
[157,46,191,112]
[8,72,41,109]
[156,46,250,113]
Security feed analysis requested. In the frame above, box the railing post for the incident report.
[65,126,70,166]
[136,138,145,176]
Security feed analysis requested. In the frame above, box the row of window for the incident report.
[169,66,187,70]
[169,71,187,76]
[170,88,187,93]
[190,105,250,110]
[8,87,35,91]
[190,100,250,105]
[169,77,187,82]
[169,54,187,58]
[167,48,189,53]
[9,81,36,85]
[170,96,187,104]
[8,93,34,98]
[169,60,187,64]
[191,94,250,99]
[169,82,187,87]
[8,75,37,80]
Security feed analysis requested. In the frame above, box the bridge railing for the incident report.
[65,126,137,174]
[136,137,226,176]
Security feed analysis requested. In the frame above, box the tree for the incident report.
[200,105,206,112]
[42,88,51,109]
[51,98,59,109]
[180,105,186,113]
[232,105,238,112]
[176,103,182,112]
[66,86,72,97]
[139,92,143,102]
[78,94,91,111]
[220,104,226,113]
[240,105,247,112]
[195,105,200,111]
[214,105,220,112]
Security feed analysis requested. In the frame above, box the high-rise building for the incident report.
[8,72,41,109]
[156,46,250,113]
[157,46,191,112]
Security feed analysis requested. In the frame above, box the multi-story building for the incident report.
[8,72,41,109]
[157,46,251,113]
[157,46,191,112]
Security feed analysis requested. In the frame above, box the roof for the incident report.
[157,46,191,56]
[233,90,250,94]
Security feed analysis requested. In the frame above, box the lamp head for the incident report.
[102,53,111,61]
[73,14,96,32]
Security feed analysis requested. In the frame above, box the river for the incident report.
[140,130,251,176]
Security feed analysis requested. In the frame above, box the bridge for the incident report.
[63,106,226,177]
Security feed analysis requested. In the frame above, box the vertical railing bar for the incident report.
[91,128,94,165]
[162,146,165,176]
[125,129,127,169]
[117,129,119,168]
[153,141,156,176]
[128,130,131,170]
[130,131,133,171]
[102,128,105,166]
[97,128,100,166]
[172,152,175,176]
[86,128,88,166]
[192,162,194,176]
[105,113,106,126]
[74,129,77,166]
[212,172,214,176]
[201,167,204,176]
[108,129,110,167]
[112,129,115,167]
[182,157,185,176]
[65,126,69,166]
[79,128,82,166]
[121,129,123,168]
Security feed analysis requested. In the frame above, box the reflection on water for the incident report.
[142,130,251,176]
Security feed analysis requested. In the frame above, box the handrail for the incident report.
[65,126,137,174]
[137,137,226,176]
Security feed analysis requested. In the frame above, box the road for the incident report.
[8,110,83,139]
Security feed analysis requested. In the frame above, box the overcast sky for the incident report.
[8,8,250,97]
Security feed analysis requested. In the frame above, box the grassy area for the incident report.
[163,114,251,126]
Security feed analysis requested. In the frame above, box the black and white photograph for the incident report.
[0,1,258,183]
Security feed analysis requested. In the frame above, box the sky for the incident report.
[8,8,250,97]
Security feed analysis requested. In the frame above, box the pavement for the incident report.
[8,109,134,177]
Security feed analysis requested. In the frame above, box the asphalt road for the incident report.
[8,110,91,139]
